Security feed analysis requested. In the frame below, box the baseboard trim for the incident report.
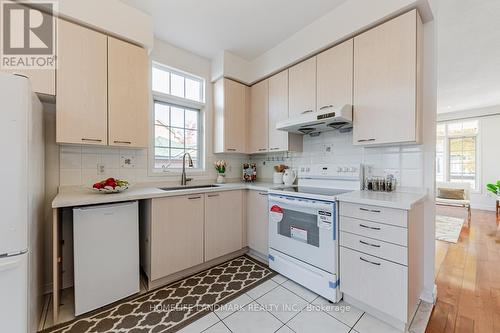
[420,284,437,304]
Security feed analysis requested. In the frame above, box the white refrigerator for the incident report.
[0,73,45,333]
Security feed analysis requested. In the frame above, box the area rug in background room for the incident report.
[42,256,274,333]
[435,215,465,243]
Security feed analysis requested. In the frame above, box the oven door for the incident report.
[268,194,337,273]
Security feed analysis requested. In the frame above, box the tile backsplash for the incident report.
[59,130,424,188]
[59,145,247,187]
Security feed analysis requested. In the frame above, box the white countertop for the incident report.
[337,189,428,210]
[52,181,276,208]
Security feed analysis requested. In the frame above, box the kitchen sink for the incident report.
[158,184,221,191]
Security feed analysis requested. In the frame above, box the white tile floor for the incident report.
[40,273,431,333]
[178,274,428,333]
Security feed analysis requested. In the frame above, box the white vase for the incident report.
[216,173,225,184]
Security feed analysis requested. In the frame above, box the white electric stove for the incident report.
[268,164,361,302]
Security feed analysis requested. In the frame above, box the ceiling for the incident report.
[438,0,500,113]
[120,0,348,60]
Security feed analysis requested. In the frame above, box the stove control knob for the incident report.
[342,167,348,172]
[306,167,310,172]
[337,167,342,172]
[300,167,305,172]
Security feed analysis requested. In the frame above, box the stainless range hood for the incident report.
[276,104,352,135]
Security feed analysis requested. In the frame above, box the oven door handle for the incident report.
[269,197,333,210]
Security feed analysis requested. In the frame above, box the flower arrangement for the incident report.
[214,160,227,174]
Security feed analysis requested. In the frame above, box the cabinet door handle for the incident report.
[226,148,236,151]
[359,224,381,231]
[81,138,102,142]
[207,194,220,198]
[113,140,132,144]
[258,192,268,196]
[258,148,267,151]
[301,109,314,114]
[359,207,381,213]
[270,147,280,151]
[357,138,376,143]
[319,105,333,110]
[359,240,381,248]
[360,256,381,266]
[188,196,201,200]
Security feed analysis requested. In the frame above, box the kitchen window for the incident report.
[436,120,479,190]
[152,63,205,172]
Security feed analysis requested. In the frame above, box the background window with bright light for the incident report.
[436,120,479,189]
[152,63,205,171]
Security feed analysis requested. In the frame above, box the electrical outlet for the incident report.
[97,163,105,175]
[121,155,135,168]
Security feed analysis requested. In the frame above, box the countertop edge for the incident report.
[337,191,428,210]
[52,182,277,208]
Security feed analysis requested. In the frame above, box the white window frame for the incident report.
[150,62,206,175]
[437,119,481,192]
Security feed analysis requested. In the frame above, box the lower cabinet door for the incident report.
[205,190,243,261]
[151,195,204,280]
[340,247,408,322]
[246,190,269,256]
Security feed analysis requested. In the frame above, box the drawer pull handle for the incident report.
[258,148,267,151]
[301,109,314,114]
[270,147,280,150]
[357,138,376,142]
[359,240,381,248]
[81,138,102,142]
[319,105,334,110]
[188,196,201,200]
[359,207,381,213]
[113,140,132,144]
[359,224,381,231]
[207,194,220,197]
[360,256,381,266]
[258,192,268,196]
[227,148,236,151]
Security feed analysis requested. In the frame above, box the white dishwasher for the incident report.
[73,201,140,315]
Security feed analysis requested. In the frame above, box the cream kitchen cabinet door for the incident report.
[150,195,204,280]
[246,190,269,257]
[248,79,269,154]
[205,190,244,261]
[353,10,422,146]
[56,19,108,145]
[316,39,353,111]
[108,36,149,148]
[268,70,303,152]
[288,57,316,117]
[214,78,248,153]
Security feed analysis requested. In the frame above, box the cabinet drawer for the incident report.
[340,202,407,227]
[340,231,407,265]
[340,216,407,246]
[340,247,407,322]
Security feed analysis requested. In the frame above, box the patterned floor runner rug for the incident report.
[42,255,274,333]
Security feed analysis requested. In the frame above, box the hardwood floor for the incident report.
[427,206,500,333]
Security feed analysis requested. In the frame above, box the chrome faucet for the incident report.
[181,152,194,185]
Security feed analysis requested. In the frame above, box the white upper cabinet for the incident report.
[268,70,302,152]
[353,10,422,146]
[248,79,269,154]
[316,39,353,111]
[288,57,316,117]
[214,78,248,153]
